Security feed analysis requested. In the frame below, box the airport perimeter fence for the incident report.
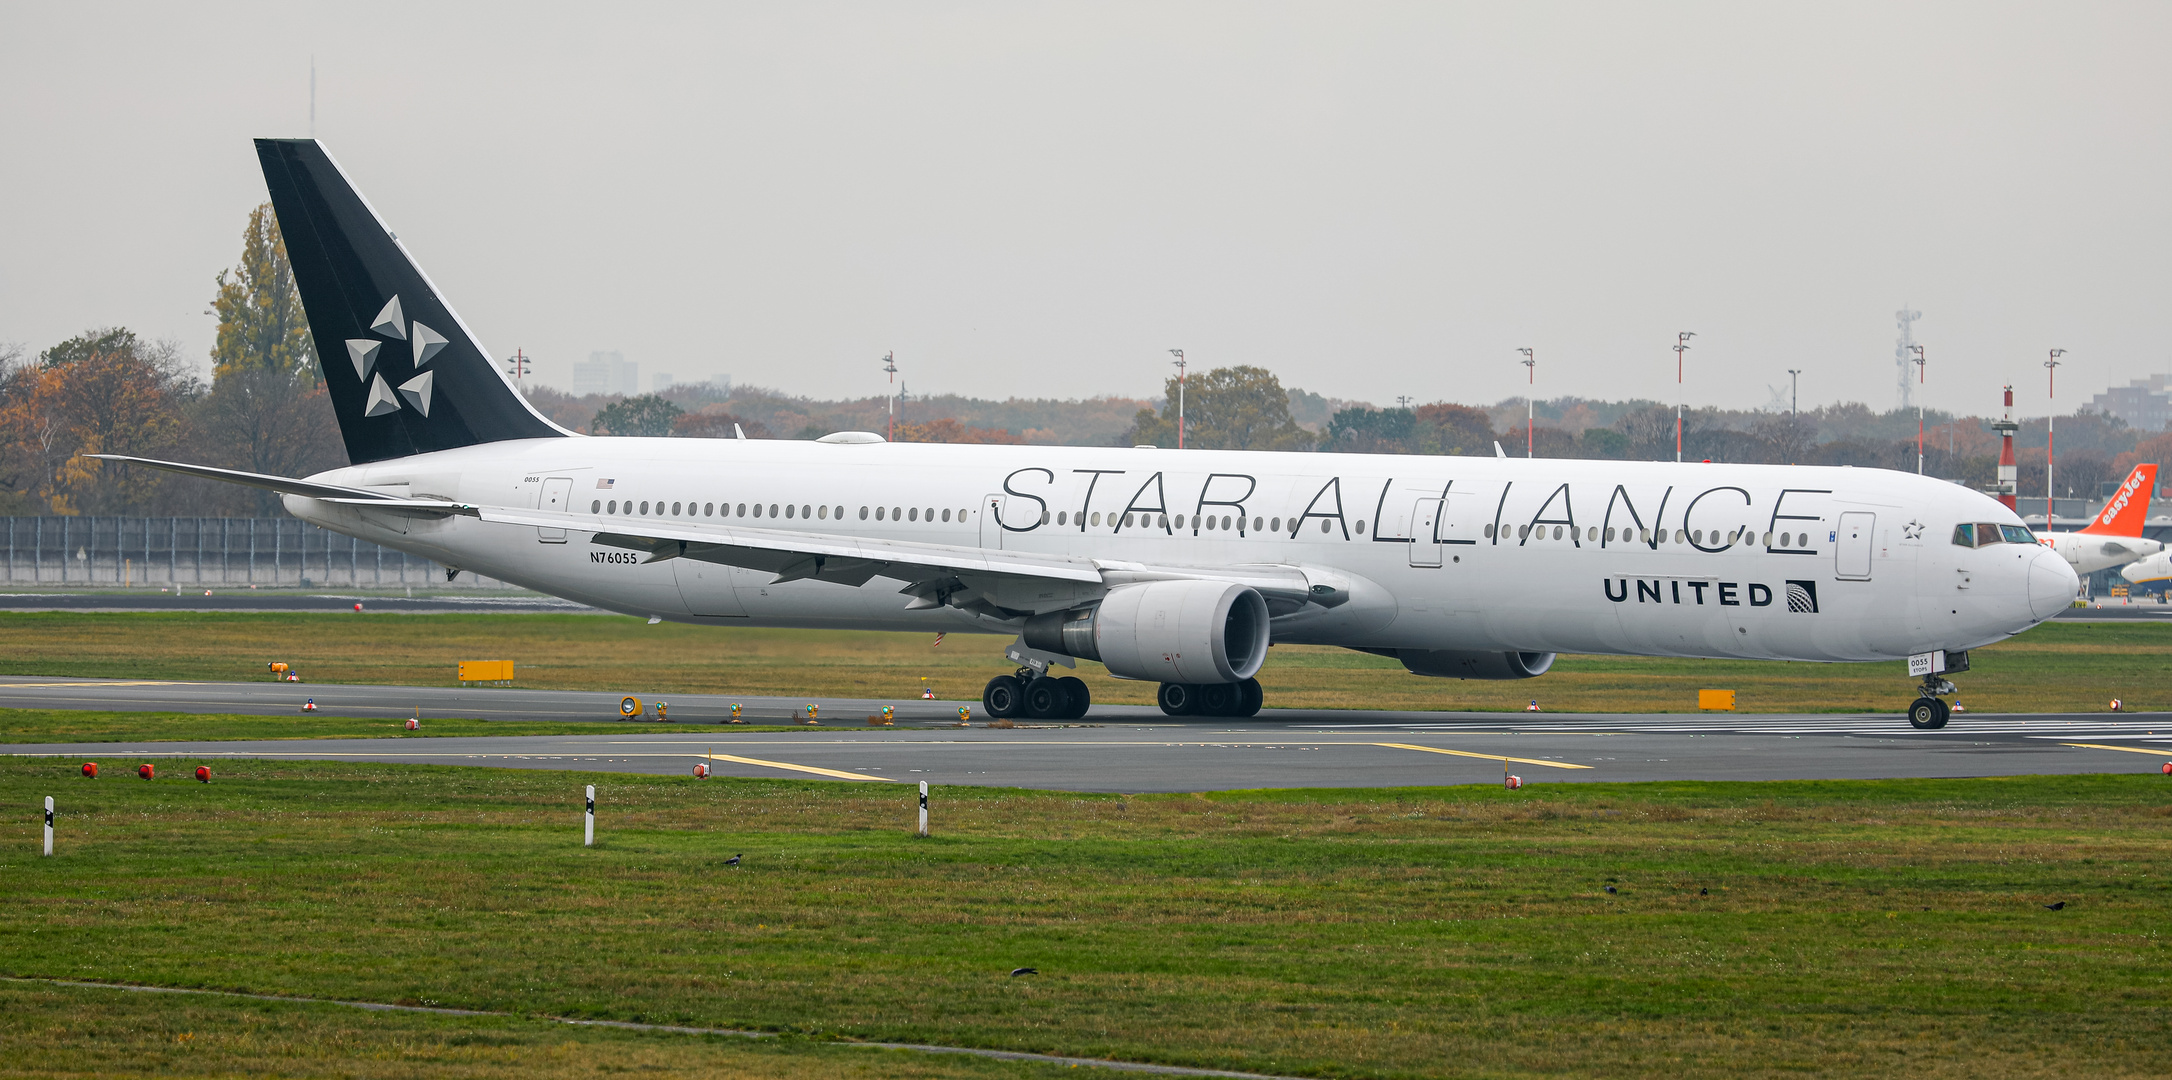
[0,517,516,589]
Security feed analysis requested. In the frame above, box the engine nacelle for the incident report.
[1393,649,1555,680]
[1024,580,1271,684]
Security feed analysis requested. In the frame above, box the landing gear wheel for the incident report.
[1054,676,1091,719]
[1908,697,1949,730]
[1197,682,1237,717]
[1234,677,1263,718]
[984,675,1024,719]
[1024,677,1066,720]
[1157,682,1198,716]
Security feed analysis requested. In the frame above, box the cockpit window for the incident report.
[1956,522,2035,547]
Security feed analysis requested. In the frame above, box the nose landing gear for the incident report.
[1905,649,1969,730]
[1907,690,1952,730]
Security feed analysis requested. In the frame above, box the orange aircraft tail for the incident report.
[2079,463,2157,536]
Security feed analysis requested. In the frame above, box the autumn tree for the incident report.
[1123,366,1314,450]
[196,203,346,513]
[0,329,196,514]
[592,394,685,436]
[674,409,771,439]
[894,417,1025,444]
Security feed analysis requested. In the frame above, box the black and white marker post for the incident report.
[43,796,54,857]
[584,785,595,847]
[918,781,929,838]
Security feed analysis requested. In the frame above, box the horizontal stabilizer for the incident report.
[79,454,407,503]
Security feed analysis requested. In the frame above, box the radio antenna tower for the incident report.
[1894,307,1921,410]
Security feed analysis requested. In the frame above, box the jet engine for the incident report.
[1391,649,1556,680]
[1024,580,1271,684]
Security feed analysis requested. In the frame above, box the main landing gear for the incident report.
[1157,678,1263,718]
[982,668,1091,721]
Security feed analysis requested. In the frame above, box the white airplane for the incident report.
[2031,463,2162,575]
[95,140,2078,732]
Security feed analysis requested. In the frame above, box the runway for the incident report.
[4,676,2169,792]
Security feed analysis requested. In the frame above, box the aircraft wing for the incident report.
[474,505,1326,616]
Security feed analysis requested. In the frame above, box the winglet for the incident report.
[1493,441,1507,459]
[2079,463,2156,536]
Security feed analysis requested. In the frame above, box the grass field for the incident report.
[1,611,2169,715]
[4,758,2169,1078]
[0,709,814,744]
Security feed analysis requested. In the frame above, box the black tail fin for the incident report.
[256,139,568,464]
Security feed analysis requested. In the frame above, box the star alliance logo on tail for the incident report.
[345,295,440,418]
[1785,580,1819,613]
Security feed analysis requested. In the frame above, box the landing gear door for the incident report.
[1836,511,1875,580]
[1409,498,1442,567]
[536,477,573,543]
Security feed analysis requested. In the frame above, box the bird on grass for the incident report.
[2044,901,2066,911]
[724,854,742,868]
[1604,885,1617,894]
[1699,888,1708,896]
[1010,968,1038,977]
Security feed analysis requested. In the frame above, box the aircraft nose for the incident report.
[2029,549,2080,620]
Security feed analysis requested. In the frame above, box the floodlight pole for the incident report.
[1911,345,1926,474]
[1674,332,1696,462]
[2046,349,2064,510]
[1168,349,1187,449]
[1518,348,1535,458]
[882,352,898,442]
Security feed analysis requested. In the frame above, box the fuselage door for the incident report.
[1409,498,1443,567]
[536,477,573,543]
[1836,511,1875,580]
[979,494,1005,549]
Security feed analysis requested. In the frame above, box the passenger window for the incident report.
[671,502,681,516]
[944,509,953,522]
[2001,524,2034,544]
[705,503,714,517]
[771,504,780,517]
[909,507,918,521]
[592,500,601,513]
[786,504,796,519]
[1253,517,1263,531]
[1091,512,1102,526]
[876,507,885,520]
[1123,513,1134,527]
[803,506,812,519]
[607,500,617,514]
[859,506,869,520]
[836,507,845,519]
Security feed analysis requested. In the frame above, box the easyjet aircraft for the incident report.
[2031,463,2162,574]
[93,140,2079,731]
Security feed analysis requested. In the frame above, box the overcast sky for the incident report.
[3,2,2167,416]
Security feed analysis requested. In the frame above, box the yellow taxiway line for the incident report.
[1371,742,1592,769]
[700,750,896,782]
[2061,742,2172,757]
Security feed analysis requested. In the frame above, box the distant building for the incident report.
[652,372,676,392]
[572,351,639,396]
[2087,375,2172,433]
